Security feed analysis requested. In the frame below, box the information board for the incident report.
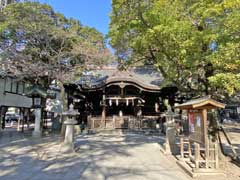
[188,111,204,144]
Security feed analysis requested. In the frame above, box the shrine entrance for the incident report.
[107,98,135,116]
[105,84,144,117]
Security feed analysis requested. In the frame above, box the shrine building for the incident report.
[65,66,178,129]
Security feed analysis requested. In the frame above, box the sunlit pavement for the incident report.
[0,131,188,180]
[220,123,240,156]
[0,131,239,180]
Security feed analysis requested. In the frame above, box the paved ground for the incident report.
[0,130,239,180]
[220,123,240,156]
[0,130,190,180]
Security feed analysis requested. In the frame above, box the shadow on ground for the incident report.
[0,130,188,180]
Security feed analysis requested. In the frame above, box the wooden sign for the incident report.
[188,111,205,144]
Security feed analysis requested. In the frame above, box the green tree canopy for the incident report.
[0,1,112,87]
[109,0,240,100]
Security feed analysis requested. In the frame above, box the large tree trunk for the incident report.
[59,81,68,139]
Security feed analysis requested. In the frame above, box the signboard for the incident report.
[188,111,204,144]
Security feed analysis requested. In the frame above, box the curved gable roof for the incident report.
[75,66,165,91]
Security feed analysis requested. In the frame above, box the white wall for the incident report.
[0,77,32,108]
[0,92,32,108]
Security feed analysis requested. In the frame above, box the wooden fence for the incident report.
[87,115,160,130]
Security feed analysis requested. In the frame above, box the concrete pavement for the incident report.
[0,130,239,180]
[0,131,190,180]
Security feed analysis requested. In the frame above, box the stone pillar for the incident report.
[101,105,106,125]
[17,108,22,132]
[137,106,142,128]
[163,113,178,155]
[0,106,2,132]
[164,125,178,154]
[17,116,21,131]
[164,131,171,154]
[61,118,77,152]
[32,108,42,137]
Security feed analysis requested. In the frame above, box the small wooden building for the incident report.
[65,66,178,129]
[175,96,225,177]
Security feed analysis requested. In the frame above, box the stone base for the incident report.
[163,142,172,155]
[60,143,75,153]
[32,131,42,137]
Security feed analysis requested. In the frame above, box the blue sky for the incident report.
[39,0,112,35]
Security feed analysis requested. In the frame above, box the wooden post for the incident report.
[32,108,42,137]
[180,136,184,158]
[187,110,192,157]
[195,142,200,171]
[202,108,209,169]
[101,89,106,128]
[188,140,192,157]
[120,87,124,98]
[215,142,219,169]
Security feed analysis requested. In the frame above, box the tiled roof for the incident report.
[75,66,164,91]
[175,96,225,109]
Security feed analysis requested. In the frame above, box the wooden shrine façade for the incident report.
[65,66,178,129]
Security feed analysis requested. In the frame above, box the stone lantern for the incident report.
[61,104,79,152]
[25,84,48,137]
